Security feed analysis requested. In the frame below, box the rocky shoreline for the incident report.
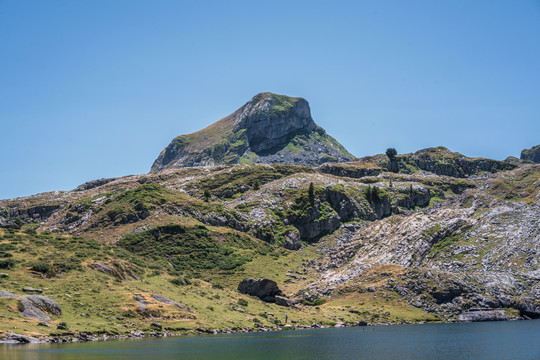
[1,317,530,345]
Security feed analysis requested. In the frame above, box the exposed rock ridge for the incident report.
[521,144,540,164]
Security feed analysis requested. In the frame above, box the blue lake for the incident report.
[2,320,540,360]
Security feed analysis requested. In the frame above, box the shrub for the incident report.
[30,261,52,274]
[0,259,15,269]
[237,299,248,307]
[386,148,397,159]
[171,277,191,286]
[308,182,315,205]
[252,179,261,190]
[303,298,326,306]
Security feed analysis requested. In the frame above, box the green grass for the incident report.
[118,224,270,273]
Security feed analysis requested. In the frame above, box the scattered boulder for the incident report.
[151,294,191,312]
[2,332,41,344]
[275,295,296,307]
[0,273,9,278]
[238,278,284,302]
[283,229,302,250]
[133,294,149,311]
[22,287,42,293]
[38,321,50,327]
[19,295,62,321]
[150,321,162,329]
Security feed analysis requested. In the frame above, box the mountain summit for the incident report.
[150,93,355,172]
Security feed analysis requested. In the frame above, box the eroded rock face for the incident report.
[19,295,62,321]
[238,278,284,302]
[235,94,315,154]
[521,145,540,163]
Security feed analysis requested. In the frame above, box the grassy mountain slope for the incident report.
[0,148,539,339]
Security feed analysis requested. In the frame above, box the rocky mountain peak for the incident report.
[150,92,354,172]
[234,93,316,153]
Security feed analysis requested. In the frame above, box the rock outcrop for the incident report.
[88,260,140,281]
[150,92,355,171]
[238,278,284,302]
[19,295,62,321]
[521,144,540,163]
[406,147,516,177]
[458,309,508,322]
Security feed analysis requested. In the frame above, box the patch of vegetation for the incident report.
[303,298,326,306]
[119,224,267,273]
[0,258,15,269]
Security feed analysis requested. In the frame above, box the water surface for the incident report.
[2,320,540,360]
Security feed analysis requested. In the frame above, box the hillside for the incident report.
[0,88,539,342]
[1,143,539,341]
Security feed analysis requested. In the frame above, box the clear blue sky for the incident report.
[1,1,539,199]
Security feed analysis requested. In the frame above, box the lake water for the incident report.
[2,320,540,360]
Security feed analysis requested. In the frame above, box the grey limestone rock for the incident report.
[151,294,191,312]
[19,295,62,321]
[22,287,42,293]
[458,309,508,322]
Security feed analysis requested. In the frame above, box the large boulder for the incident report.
[238,278,283,302]
[19,295,62,321]
[275,295,296,307]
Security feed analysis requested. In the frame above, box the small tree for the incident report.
[308,182,315,205]
[203,189,211,202]
[386,148,397,160]
[386,148,398,172]
[253,179,260,191]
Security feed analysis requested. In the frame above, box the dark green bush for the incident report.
[170,277,191,286]
[0,259,15,269]
[30,261,52,274]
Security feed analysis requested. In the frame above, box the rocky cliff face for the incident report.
[521,144,540,163]
[150,93,355,172]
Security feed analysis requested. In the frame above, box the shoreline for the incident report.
[0,317,528,345]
